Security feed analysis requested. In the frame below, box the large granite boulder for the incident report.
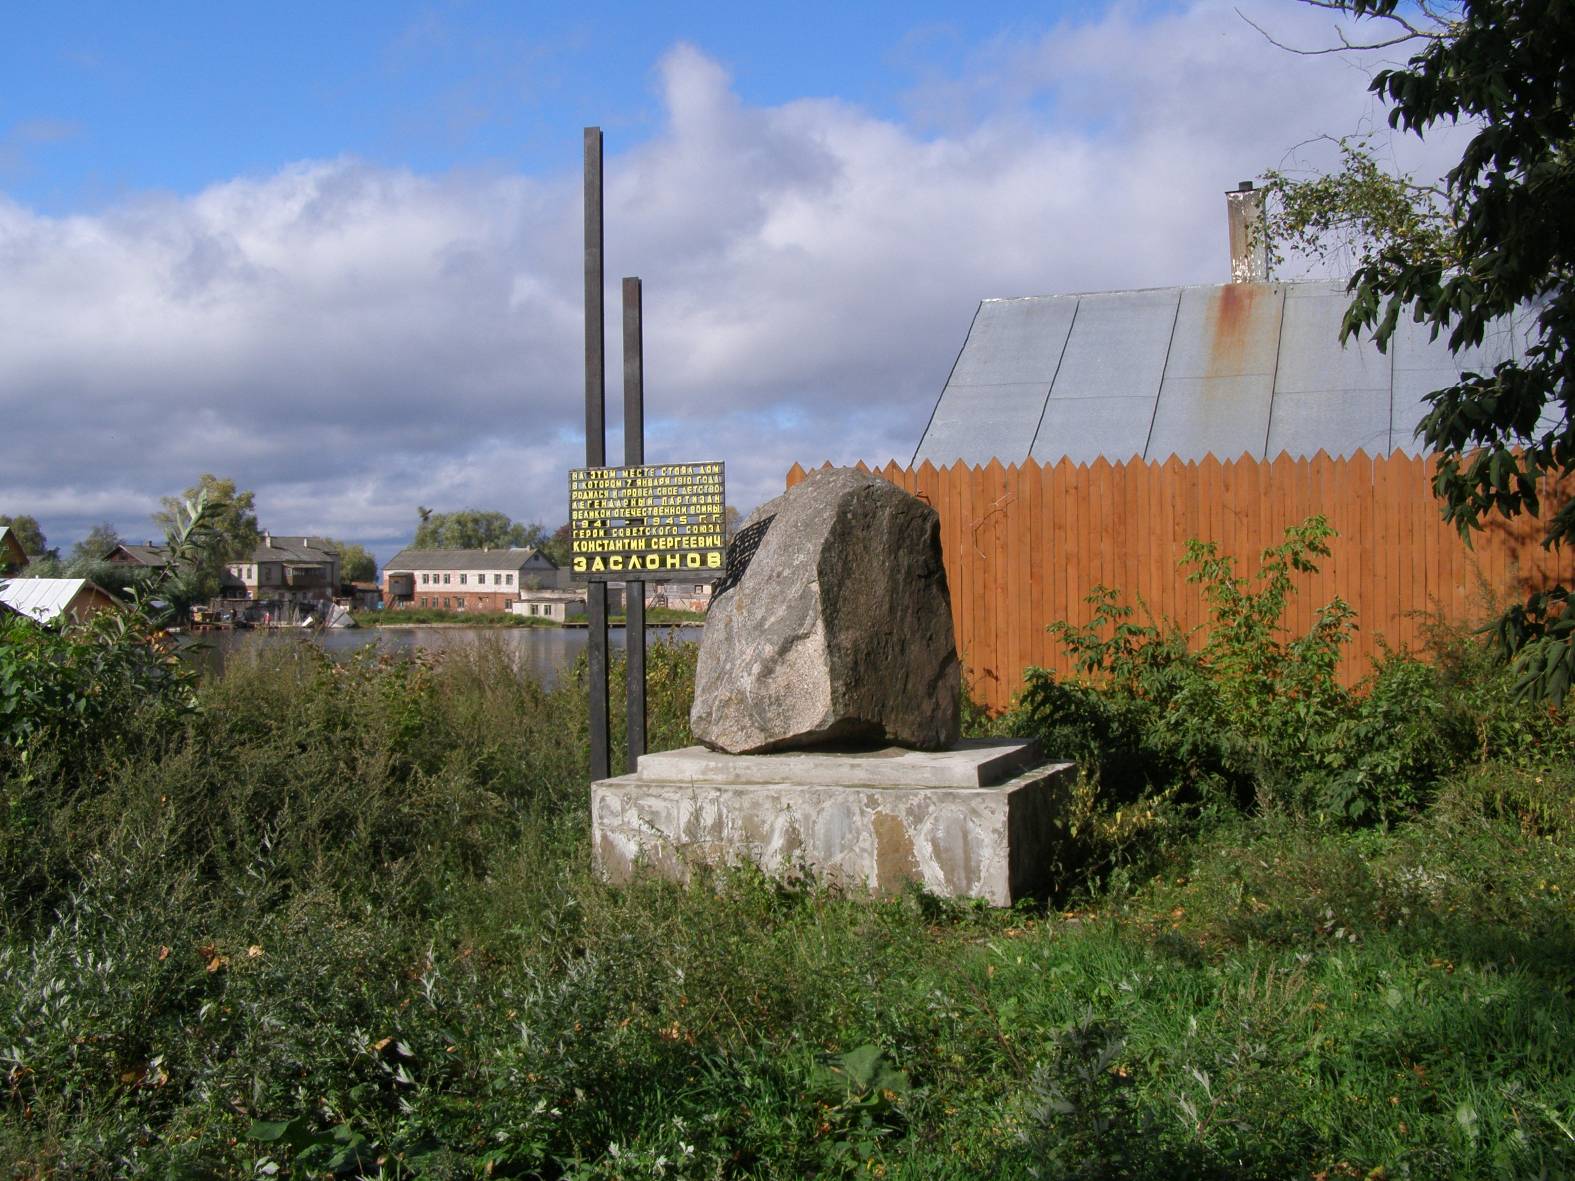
[691,467,961,754]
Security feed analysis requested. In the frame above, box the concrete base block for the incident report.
[591,739,1074,905]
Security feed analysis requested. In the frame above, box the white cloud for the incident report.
[0,2,1464,562]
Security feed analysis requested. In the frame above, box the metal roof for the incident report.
[914,279,1546,466]
[384,547,554,572]
[0,578,110,623]
[250,537,338,565]
[111,543,171,566]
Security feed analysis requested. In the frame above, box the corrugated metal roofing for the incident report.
[0,578,94,623]
[251,538,337,565]
[112,543,171,566]
[915,279,1542,466]
[384,547,552,572]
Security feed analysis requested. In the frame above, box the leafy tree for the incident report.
[143,488,236,623]
[411,509,545,552]
[152,475,260,563]
[324,540,376,583]
[1261,0,1575,700]
[70,523,122,565]
[540,522,573,567]
[0,492,221,789]
[145,477,257,613]
[1261,134,1454,279]
[0,514,52,559]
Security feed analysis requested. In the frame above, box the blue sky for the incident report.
[0,1,1461,563]
[3,2,1096,213]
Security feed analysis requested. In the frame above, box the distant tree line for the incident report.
[7,478,749,597]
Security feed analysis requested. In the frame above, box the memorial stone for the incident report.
[690,466,962,754]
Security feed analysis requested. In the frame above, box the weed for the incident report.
[1014,517,1573,837]
[3,544,1574,1177]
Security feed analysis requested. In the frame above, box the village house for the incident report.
[913,183,1545,469]
[509,588,589,623]
[221,534,341,608]
[343,581,384,611]
[381,546,560,611]
[807,181,1567,711]
[646,581,714,614]
[0,526,28,575]
[104,541,171,570]
[0,578,120,624]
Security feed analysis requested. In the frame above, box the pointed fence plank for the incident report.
[782,452,1574,712]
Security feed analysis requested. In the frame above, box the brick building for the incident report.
[382,547,559,612]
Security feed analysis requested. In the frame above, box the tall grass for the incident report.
[2,613,1573,1177]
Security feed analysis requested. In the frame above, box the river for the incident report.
[189,624,704,686]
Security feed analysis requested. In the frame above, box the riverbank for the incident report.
[351,606,706,629]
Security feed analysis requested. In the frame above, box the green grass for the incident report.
[2,635,1573,1178]
[613,606,707,625]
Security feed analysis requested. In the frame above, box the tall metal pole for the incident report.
[584,128,610,783]
[622,276,646,771]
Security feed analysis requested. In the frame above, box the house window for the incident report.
[456,597,464,609]
[443,573,450,584]
[506,573,513,585]
[422,573,429,584]
[442,597,450,608]
[459,573,466,585]
[493,573,501,585]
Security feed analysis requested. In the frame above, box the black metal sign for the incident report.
[711,513,774,602]
[569,462,726,581]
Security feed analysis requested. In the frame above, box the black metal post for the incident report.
[584,127,610,783]
[623,276,646,772]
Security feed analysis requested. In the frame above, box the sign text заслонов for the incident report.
[568,462,726,580]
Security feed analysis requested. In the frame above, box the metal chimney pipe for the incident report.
[1226,180,1267,283]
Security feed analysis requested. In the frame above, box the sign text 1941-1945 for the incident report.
[568,462,726,580]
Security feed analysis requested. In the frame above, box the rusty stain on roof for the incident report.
[914,279,1532,467]
[1204,283,1261,378]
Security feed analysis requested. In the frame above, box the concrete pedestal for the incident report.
[590,739,1074,905]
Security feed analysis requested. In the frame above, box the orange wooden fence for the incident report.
[786,452,1574,713]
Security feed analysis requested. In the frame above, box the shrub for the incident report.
[0,609,197,773]
[1012,517,1572,832]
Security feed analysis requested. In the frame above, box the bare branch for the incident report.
[1235,2,1449,57]
[1298,0,1450,38]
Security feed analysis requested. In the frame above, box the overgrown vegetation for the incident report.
[1011,518,1574,883]
[1259,0,1575,701]
[2,519,1573,1177]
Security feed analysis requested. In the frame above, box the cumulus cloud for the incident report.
[0,1,1464,560]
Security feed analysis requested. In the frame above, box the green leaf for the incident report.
[838,1044,884,1091]
[1456,1100,1479,1136]
[247,1115,311,1148]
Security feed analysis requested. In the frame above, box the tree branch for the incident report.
[1235,2,1449,57]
